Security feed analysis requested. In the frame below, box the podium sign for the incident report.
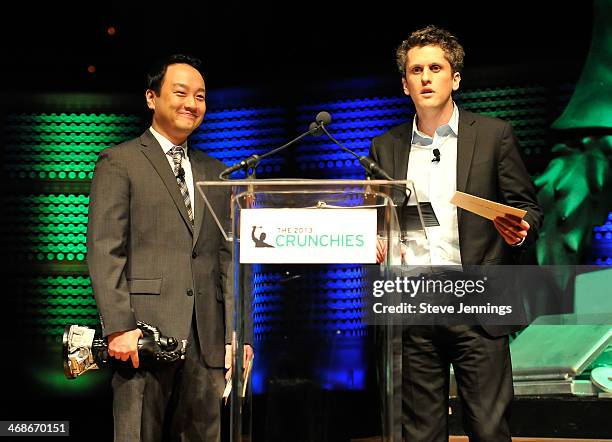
[240,208,377,264]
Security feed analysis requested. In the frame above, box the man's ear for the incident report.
[401,77,410,96]
[145,89,156,110]
[452,72,461,91]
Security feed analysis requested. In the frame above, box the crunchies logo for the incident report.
[273,226,365,248]
[251,226,274,248]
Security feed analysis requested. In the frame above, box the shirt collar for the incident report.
[411,102,459,146]
[149,127,189,157]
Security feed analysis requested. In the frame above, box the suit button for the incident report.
[192,251,197,259]
[186,288,194,296]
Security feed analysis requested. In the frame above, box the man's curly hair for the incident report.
[396,25,465,76]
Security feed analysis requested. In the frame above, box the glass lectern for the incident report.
[196,179,427,442]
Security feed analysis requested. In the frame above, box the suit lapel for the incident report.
[139,130,194,234]
[189,148,208,247]
[393,122,412,180]
[456,111,477,224]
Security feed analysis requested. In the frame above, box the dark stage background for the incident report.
[0,1,594,93]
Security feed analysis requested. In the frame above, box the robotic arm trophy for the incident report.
[63,321,187,379]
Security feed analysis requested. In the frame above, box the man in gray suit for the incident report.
[87,54,247,441]
[370,27,542,441]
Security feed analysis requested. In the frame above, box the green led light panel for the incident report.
[5,194,89,262]
[5,113,142,180]
[456,86,549,158]
[19,275,99,339]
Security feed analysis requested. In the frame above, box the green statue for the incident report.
[535,0,612,265]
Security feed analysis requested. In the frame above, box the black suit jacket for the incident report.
[369,110,543,335]
[87,129,232,367]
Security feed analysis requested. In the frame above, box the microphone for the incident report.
[358,156,393,181]
[432,148,441,163]
[218,155,261,179]
[219,112,329,179]
[313,114,415,207]
[308,111,332,136]
[313,115,393,180]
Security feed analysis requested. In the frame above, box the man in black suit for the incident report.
[87,54,251,441]
[370,26,543,441]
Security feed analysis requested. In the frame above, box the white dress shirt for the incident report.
[149,127,195,212]
[406,104,461,265]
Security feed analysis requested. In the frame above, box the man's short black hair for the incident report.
[146,54,204,94]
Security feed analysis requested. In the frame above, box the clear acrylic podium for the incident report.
[196,179,427,442]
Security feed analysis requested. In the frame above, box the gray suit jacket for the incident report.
[87,129,232,367]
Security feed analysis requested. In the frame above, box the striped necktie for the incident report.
[168,146,194,226]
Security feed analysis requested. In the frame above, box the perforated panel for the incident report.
[191,106,287,177]
[591,212,612,265]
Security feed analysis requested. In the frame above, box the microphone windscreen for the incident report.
[316,111,332,126]
[309,121,324,136]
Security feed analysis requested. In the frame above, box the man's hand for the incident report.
[224,344,232,381]
[225,344,255,381]
[376,238,387,263]
[108,328,143,368]
[243,345,254,367]
[493,214,530,246]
